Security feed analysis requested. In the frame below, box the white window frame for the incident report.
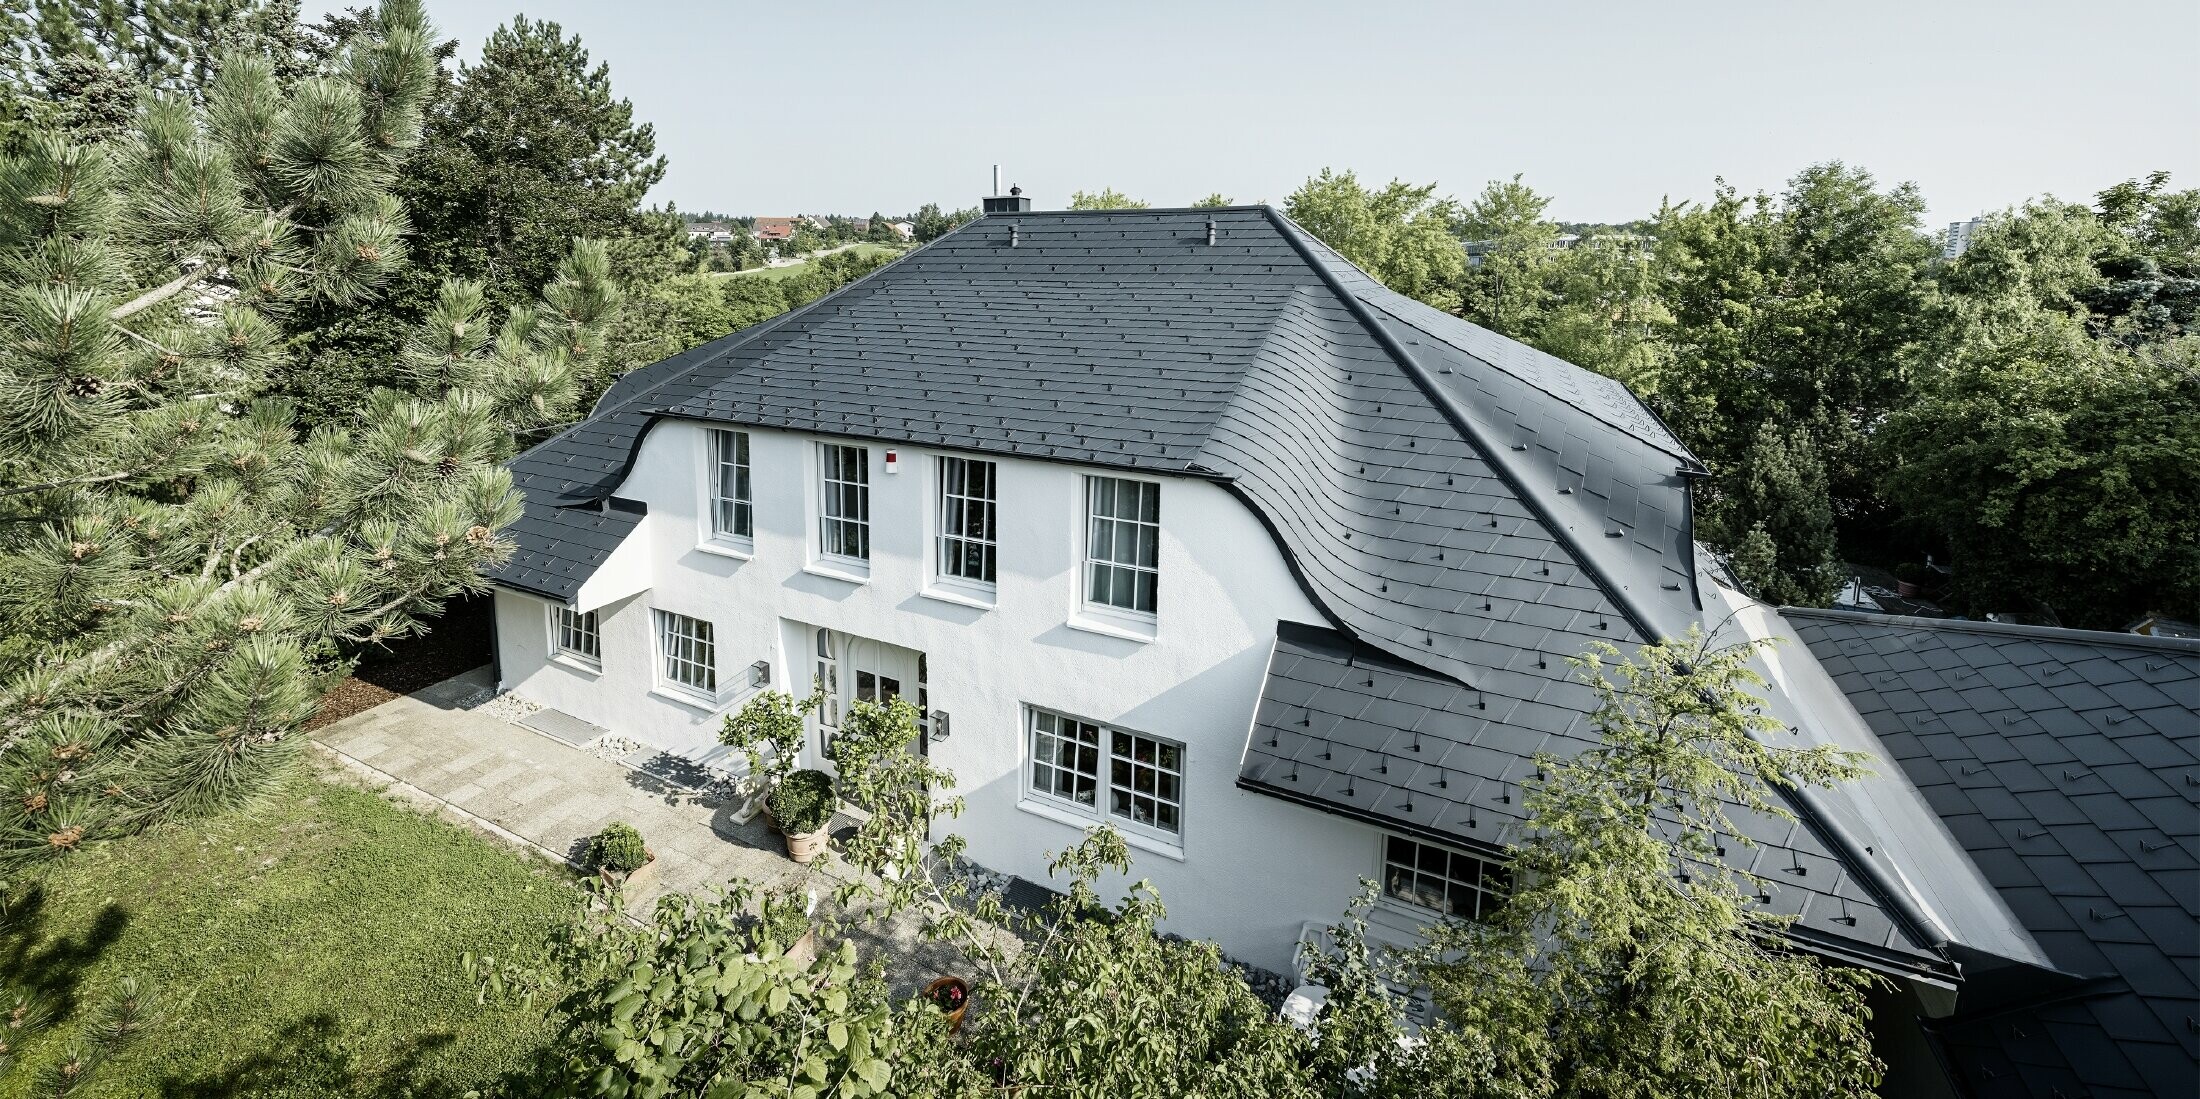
[653,609,717,700]
[707,428,753,547]
[549,604,600,670]
[1025,706,1183,841]
[1081,475,1159,621]
[1378,833,1509,922]
[816,442,870,565]
[935,455,997,592]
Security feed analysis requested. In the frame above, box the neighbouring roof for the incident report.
[1787,608,2199,1098]
[493,207,1936,973]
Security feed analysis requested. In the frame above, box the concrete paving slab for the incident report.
[312,666,1013,996]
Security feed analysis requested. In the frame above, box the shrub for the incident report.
[768,769,835,836]
[757,886,811,952]
[588,821,648,873]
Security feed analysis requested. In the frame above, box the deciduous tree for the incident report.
[1286,168,1464,310]
[1400,628,1884,1099]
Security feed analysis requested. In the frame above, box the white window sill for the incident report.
[694,538,753,562]
[803,559,871,585]
[549,652,603,677]
[919,581,996,611]
[1065,610,1156,644]
[650,685,726,714]
[1014,798,1185,862]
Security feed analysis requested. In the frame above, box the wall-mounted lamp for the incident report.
[929,709,950,742]
[749,660,771,688]
[884,448,899,474]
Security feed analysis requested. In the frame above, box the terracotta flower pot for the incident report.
[923,976,970,1033]
[598,847,658,890]
[783,827,827,864]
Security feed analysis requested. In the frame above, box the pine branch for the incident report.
[109,269,204,321]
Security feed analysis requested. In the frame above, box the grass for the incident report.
[0,768,583,1098]
[717,241,903,281]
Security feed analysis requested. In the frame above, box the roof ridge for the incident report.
[1353,293,1702,468]
[1782,606,2200,655]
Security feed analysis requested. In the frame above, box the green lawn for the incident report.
[0,770,583,1098]
[717,241,903,281]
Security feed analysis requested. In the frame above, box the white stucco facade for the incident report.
[493,420,1435,972]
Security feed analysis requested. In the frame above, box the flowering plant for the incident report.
[927,979,967,1012]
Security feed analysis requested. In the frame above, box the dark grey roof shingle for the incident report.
[1788,608,2199,1098]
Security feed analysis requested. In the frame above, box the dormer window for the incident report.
[1084,475,1158,617]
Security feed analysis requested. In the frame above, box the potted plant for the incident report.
[586,821,654,888]
[767,769,835,864]
[922,975,970,1033]
[720,688,824,823]
[1893,560,1930,597]
[757,884,820,966]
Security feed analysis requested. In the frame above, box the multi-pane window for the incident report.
[1030,710,1101,808]
[1028,707,1183,837]
[818,444,869,561]
[655,610,716,695]
[553,606,599,664]
[937,456,997,585]
[710,429,752,539]
[1106,728,1183,835]
[1085,476,1158,615]
[1381,835,1509,920]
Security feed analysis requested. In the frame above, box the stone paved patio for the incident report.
[311,666,986,994]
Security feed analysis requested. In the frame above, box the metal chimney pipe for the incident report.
[992,164,1002,195]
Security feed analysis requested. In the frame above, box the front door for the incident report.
[807,628,924,772]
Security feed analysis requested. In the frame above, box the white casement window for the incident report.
[937,456,997,587]
[551,606,600,666]
[1027,707,1183,837]
[709,429,752,541]
[818,443,870,562]
[1380,834,1509,921]
[654,610,716,696]
[1084,476,1158,616]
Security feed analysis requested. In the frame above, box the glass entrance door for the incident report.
[807,628,923,772]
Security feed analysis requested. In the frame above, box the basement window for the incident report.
[1380,834,1509,921]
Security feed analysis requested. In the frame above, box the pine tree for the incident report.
[0,0,542,872]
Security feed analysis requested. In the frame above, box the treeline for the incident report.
[612,248,901,370]
[1284,168,2200,629]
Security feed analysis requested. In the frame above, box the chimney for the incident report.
[982,164,1031,214]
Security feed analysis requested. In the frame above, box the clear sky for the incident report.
[372,0,2200,225]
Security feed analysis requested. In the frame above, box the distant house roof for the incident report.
[1787,608,2199,1098]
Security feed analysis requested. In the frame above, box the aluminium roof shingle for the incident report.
[1788,608,2199,1099]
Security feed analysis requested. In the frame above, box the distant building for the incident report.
[851,219,871,234]
[1941,216,1991,259]
[752,217,797,242]
[888,221,914,241]
[685,221,733,240]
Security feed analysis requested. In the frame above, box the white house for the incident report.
[490,205,2198,1097]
